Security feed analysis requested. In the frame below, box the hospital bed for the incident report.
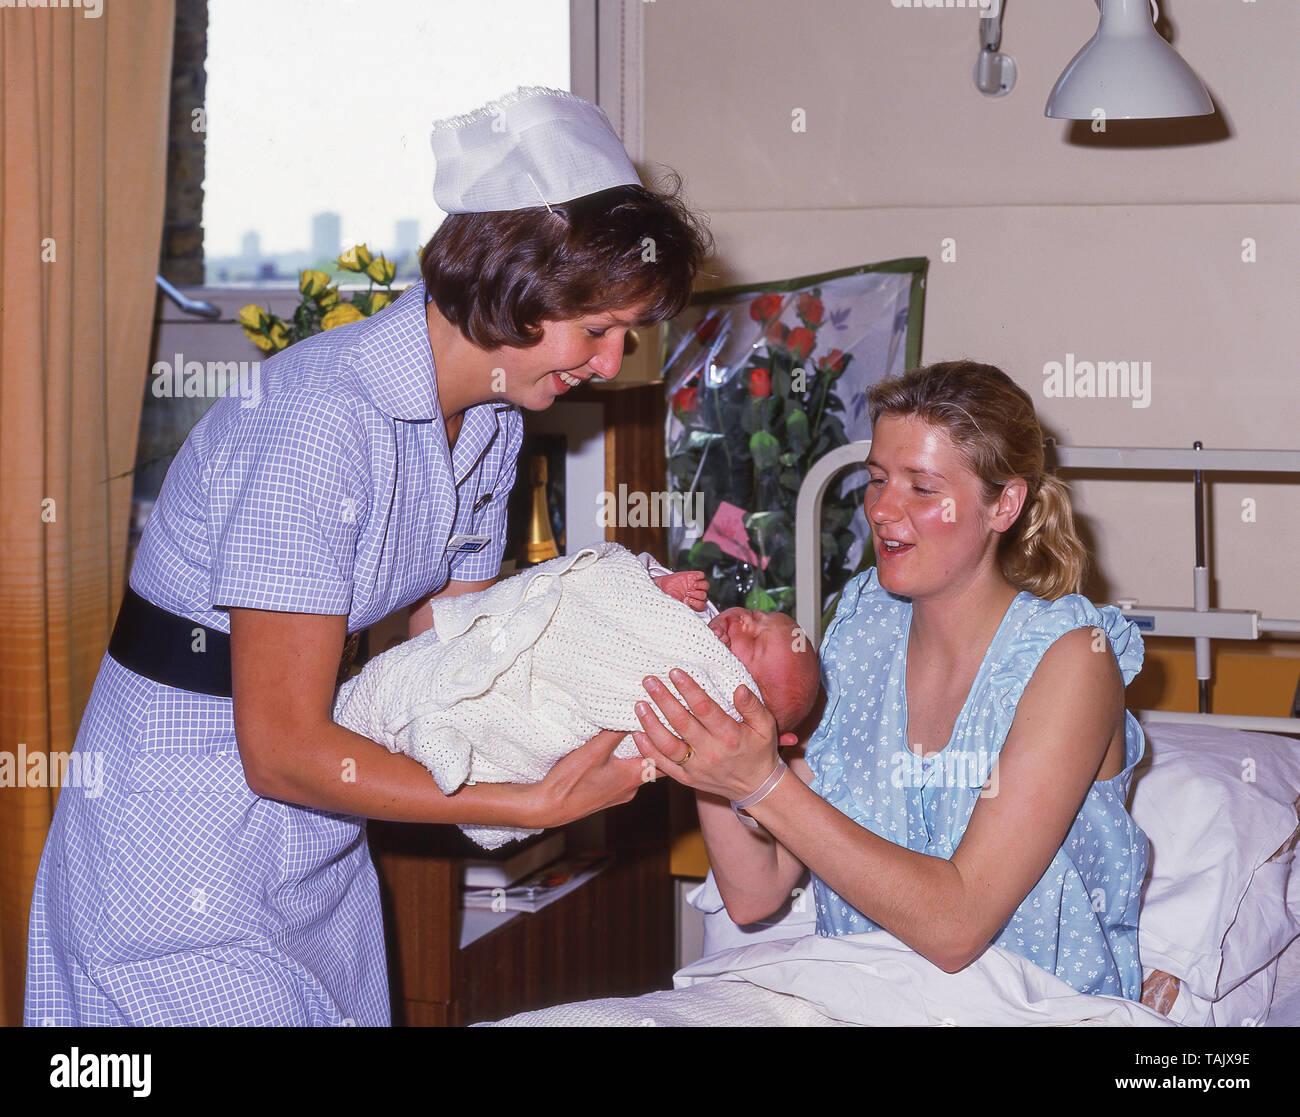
[784,439,1300,1026]
[487,440,1300,1027]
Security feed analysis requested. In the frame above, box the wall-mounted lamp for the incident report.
[974,2,1016,98]
[1045,0,1214,119]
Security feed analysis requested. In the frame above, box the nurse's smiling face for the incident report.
[491,301,652,410]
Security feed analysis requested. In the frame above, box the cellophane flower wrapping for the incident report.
[663,260,926,624]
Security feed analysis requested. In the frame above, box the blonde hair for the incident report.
[865,360,1086,600]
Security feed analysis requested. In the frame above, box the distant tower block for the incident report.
[394,218,420,260]
[240,230,261,264]
[312,212,341,264]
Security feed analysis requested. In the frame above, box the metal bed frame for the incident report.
[795,441,1300,735]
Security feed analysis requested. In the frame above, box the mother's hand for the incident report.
[633,670,795,801]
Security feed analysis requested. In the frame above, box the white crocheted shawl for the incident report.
[332,543,757,848]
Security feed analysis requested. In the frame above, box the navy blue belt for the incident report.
[107,585,360,698]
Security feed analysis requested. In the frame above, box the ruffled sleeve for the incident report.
[987,594,1145,733]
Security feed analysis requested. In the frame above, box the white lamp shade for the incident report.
[1045,0,1214,120]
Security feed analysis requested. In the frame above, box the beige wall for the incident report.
[641,0,1300,620]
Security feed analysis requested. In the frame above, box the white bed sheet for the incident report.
[486,930,1173,1027]
[687,871,1300,1026]
[1266,935,1300,1026]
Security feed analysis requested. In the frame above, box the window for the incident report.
[133,2,645,582]
[130,1,571,577]
[202,0,571,287]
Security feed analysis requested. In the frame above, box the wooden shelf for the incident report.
[371,781,675,1026]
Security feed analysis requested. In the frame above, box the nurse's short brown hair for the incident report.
[420,173,712,349]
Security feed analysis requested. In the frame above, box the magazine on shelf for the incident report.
[462,851,613,914]
[461,831,567,889]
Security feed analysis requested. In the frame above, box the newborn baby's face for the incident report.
[709,607,820,733]
[708,608,802,691]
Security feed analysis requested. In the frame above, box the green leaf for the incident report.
[785,407,810,455]
[749,430,781,471]
[823,503,853,530]
[744,584,778,612]
[686,430,725,451]
[773,363,791,400]
[745,510,782,555]
[767,586,795,612]
[688,540,724,567]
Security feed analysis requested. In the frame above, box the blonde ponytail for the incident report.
[999,473,1086,600]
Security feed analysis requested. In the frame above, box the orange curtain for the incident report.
[0,0,175,1026]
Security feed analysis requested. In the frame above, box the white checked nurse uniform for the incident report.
[23,86,641,1025]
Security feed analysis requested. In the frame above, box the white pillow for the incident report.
[1159,959,1282,1027]
[1131,721,1300,1001]
[685,870,817,959]
[1219,845,1300,994]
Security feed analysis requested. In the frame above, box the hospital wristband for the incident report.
[730,759,788,829]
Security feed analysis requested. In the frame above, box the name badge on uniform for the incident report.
[447,533,493,554]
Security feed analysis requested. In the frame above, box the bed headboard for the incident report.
[794,440,1300,735]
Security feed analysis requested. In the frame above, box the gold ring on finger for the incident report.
[679,743,694,765]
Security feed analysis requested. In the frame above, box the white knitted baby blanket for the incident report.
[332,542,758,849]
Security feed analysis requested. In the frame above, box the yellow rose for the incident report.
[236,304,269,330]
[318,286,340,309]
[268,321,291,349]
[338,244,372,272]
[299,269,331,298]
[369,291,391,313]
[364,256,396,285]
[247,330,274,352]
[321,303,365,330]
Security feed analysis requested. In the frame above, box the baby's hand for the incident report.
[653,570,710,612]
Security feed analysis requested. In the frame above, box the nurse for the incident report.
[24,87,711,1025]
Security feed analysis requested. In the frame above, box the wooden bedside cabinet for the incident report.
[370,779,674,1026]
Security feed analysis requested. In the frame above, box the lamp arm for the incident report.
[974,2,1017,98]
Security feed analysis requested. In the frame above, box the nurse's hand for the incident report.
[632,670,794,802]
[529,729,645,829]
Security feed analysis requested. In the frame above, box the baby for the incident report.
[644,559,820,737]
[333,543,820,847]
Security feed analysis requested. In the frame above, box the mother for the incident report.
[636,360,1150,999]
[25,88,711,1025]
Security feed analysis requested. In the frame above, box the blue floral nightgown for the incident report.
[805,568,1150,1000]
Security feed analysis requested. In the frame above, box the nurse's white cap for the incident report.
[430,85,642,214]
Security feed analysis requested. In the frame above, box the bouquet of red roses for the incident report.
[665,288,868,618]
